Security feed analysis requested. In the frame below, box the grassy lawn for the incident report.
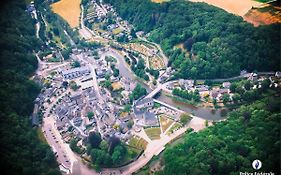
[112,28,123,35]
[128,136,148,150]
[167,122,182,135]
[144,127,161,140]
[159,115,174,133]
[51,0,81,28]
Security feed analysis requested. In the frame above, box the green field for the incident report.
[145,127,161,140]
[128,136,148,150]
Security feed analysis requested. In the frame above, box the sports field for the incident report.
[51,0,81,28]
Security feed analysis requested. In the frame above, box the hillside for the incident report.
[158,90,280,174]
[0,1,61,174]
[104,0,280,79]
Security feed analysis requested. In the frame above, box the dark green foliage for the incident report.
[108,136,121,154]
[61,47,72,60]
[71,60,81,68]
[0,1,60,174]
[129,84,147,101]
[131,58,150,81]
[90,148,112,166]
[112,145,127,164]
[172,88,200,102]
[70,138,83,154]
[88,136,129,168]
[104,0,280,79]
[88,132,102,149]
[159,93,280,174]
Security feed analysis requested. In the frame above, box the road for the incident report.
[42,89,78,174]
[114,115,207,175]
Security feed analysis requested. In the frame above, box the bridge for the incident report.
[153,99,184,114]
[145,86,163,98]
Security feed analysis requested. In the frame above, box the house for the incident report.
[80,80,94,90]
[73,117,83,127]
[95,69,107,78]
[195,85,209,92]
[56,118,67,130]
[179,79,194,90]
[56,106,69,121]
[62,66,91,80]
[70,93,82,103]
[211,90,219,100]
[248,73,258,81]
[135,98,154,110]
[222,82,231,89]
[144,112,159,127]
[88,90,97,104]
[211,88,230,101]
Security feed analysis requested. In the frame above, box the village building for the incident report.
[134,98,154,110]
[62,66,91,80]
[222,82,231,89]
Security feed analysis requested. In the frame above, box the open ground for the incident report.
[51,0,81,28]
[189,0,263,16]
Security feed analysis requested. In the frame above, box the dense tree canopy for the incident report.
[157,90,280,175]
[104,0,280,79]
[0,0,60,174]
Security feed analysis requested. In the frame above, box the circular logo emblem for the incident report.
[252,160,262,170]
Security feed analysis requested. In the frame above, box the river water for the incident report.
[111,50,227,121]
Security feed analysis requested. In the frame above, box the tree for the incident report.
[123,104,131,112]
[105,73,110,80]
[72,60,81,68]
[244,80,252,91]
[108,136,121,154]
[90,149,111,166]
[129,84,147,101]
[62,47,72,60]
[261,78,271,92]
[103,80,112,90]
[70,138,82,154]
[112,145,126,164]
[87,112,94,120]
[230,83,237,93]
[113,68,119,77]
[212,98,217,107]
[127,120,134,129]
[88,132,102,149]
[180,113,191,125]
[222,94,230,104]
[232,93,241,104]
[99,140,109,151]
[70,81,79,91]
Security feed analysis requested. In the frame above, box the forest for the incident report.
[104,0,280,79]
[157,88,280,175]
[0,1,60,175]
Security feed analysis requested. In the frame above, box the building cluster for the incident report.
[84,0,133,41]
[133,97,180,128]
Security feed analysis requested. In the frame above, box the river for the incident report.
[156,92,227,120]
[106,49,226,120]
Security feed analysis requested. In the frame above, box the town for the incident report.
[26,0,281,174]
